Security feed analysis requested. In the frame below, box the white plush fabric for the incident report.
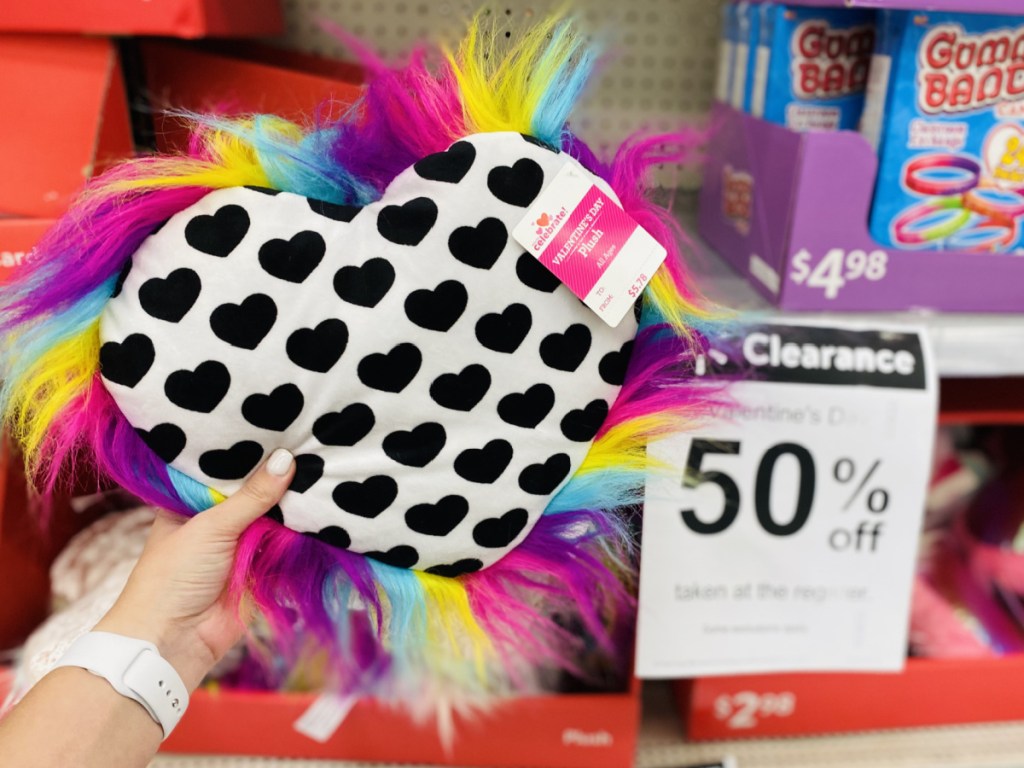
[100,133,637,572]
[50,506,155,608]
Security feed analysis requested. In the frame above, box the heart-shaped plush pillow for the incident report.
[0,16,714,702]
[102,133,636,574]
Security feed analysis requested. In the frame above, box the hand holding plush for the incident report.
[0,16,717,703]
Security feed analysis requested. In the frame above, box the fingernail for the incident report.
[267,448,294,477]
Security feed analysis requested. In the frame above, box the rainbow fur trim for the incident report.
[0,15,723,704]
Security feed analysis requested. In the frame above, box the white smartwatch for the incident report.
[53,631,189,738]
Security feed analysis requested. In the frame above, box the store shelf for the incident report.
[148,682,1024,768]
[686,227,1024,380]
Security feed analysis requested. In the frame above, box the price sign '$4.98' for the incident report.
[789,248,888,300]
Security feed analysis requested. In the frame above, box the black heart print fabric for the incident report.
[99,132,638,571]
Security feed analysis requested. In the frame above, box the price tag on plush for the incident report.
[636,322,937,677]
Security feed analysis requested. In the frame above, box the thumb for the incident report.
[201,448,295,538]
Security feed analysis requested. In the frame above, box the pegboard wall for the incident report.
[280,0,725,188]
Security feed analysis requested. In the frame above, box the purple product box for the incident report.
[785,0,1023,13]
[698,103,1024,312]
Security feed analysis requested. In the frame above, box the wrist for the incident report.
[94,607,214,693]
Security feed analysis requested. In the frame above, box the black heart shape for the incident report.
[313,403,375,446]
[448,217,508,270]
[135,423,186,463]
[210,293,277,350]
[100,334,155,388]
[286,319,348,373]
[365,545,419,569]
[497,384,554,429]
[518,453,571,495]
[242,384,304,432]
[539,323,592,372]
[164,360,231,413]
[475,303,532,353]
[307,198,361,222]
[404,280,467,332]
[429,364,491,412]
[332,475,398,518]
[139,268,202,323]
[487,158,544,207]
[560,399,609,442]
[382,422,446,467]
[425,559,483,577]
[111,259,132,298]
[515,252,561,293]
[405,495,469,536]
[413,140,476,183]
[454,439,513,484]
[258,230,325,283]
[265,505,284,524]
[358,343,422,393]
[149,219,169,236]
[310,525,351,549]
[334,257,395,308]
[521,134,559,153]
[377,197,438,246]
[290,454,325,493]
[199,440,264,480]
[599,340,634,386]
[184,204,250,257]
[472,509,529,548]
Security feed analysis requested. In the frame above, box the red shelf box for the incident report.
[164,678,641,767]
[0,0,283,38]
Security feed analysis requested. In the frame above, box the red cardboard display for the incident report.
[0,35,133,219]
[139,41,363,154]
[164,678,641,767]
[0,442,98,650]
[940,379,1024,427]
[0,0,284,38]
[0,219,53,285]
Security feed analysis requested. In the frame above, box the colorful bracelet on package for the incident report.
[893,197,970,245]
[964,187,1024,226]
[947,219,1019,254]
[904,154,981,198]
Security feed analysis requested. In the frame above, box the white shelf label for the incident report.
[293,694,357,743]
[636,322,936,677]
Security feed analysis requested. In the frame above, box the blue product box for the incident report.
[753,4,876,131]
[858,9,903,153]
[869,11,1024,254]
[737,1,763,113]
[730,2,752,109]
[715,1,740,104]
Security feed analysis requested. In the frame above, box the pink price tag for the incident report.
[535,185,629,295]
[512,163,665,327]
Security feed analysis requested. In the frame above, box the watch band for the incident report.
[52,631,189,738]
